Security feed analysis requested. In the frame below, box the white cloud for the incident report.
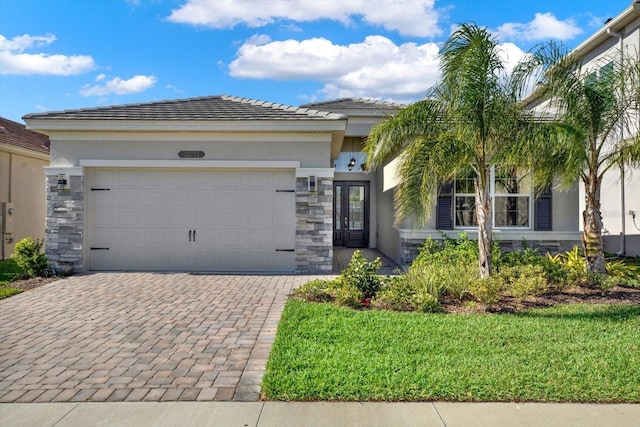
[496,42,528,75]
[95,73,106,81]
[229,35,441,102]
[166,83,185,93]
[496,12,582,42]
[168,0,442,38]
[0,33,95,75]
[80,75,157,96]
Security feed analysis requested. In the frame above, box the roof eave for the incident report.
[23,118,348,134]
[572,2,640,57]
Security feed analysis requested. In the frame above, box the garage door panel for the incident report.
[90,169,295,272]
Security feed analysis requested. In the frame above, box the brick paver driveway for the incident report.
[0,273,311,403]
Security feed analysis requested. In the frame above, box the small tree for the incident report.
[366,24,536,278]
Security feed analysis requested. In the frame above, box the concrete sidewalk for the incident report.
[2,402,639,427]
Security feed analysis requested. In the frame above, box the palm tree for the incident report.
[365,24,534,278]
[513,43,640,275]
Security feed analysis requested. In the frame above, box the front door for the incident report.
[333,181,369,248]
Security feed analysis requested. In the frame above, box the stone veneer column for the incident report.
[295,176,333,274]
[45,173,84,272]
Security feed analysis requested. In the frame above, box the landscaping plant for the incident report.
[10,237,48,278]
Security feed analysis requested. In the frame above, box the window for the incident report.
[454,167,532,228]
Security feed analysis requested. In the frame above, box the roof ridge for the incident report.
[221,95,341,119]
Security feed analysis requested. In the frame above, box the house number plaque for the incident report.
[178,150,205,158]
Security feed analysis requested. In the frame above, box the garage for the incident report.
[89,168,296,272]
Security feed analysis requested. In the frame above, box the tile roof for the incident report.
[0,117,50,154]
[300,98,404,110]
[23,95,347,121]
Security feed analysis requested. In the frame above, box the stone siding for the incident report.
[295,177,333,273]
[45,175,84,273]
[400,237,580,266]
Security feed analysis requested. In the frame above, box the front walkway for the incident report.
[0,273,313,403]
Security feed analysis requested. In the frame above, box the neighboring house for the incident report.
[0,117,50,260]
[572,1,640,256]
[23,3,638,274]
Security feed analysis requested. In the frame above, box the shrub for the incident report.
[499,265,548,299]
[330,277,362,308]
[340,250,382,299]
[403,264,445,301]
[413,234,478,268]
[605,259,640,288]
[411,234,478,300]
[373,276,442,313]
[469,276,503,305]
[500,246,569,289]
[10,238,48,278]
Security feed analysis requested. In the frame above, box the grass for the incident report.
[263,300,640,402]
[0,259,24,299]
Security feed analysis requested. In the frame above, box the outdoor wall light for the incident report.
[348,157,356,171]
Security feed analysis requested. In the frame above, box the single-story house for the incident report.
[23,95,581,274]
[23,1,638,273]
[0,117,50,260]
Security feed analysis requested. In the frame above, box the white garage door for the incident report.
[89,169,296,272]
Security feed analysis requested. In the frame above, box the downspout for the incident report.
[606,27,626,256]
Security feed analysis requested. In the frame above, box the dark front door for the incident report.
[333,181,369,248]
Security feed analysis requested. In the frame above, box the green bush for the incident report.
[403,264,445,301]
[330,277,362,308]
[500,246,569,289]
[469,276,503,305]
[412,234,478,300]
[499,265,548,298]
[373,276,442,313]
[340,250,382,299]
[605,259,640,288]
[10,238,48,278]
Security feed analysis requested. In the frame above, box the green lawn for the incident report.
[263,300,640,402]
[0,259,24,299]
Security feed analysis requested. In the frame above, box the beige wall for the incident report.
[374,168,401,264]
[49,132,333,169]
[0,147,48,259]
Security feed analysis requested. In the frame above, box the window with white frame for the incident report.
[454,167,532,228]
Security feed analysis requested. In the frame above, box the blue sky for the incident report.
[0,0,633,123]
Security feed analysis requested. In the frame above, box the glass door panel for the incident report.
[333,181,369,248]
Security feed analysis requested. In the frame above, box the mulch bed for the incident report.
[3,276,60,292]
[440,285,640,314]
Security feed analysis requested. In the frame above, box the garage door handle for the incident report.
[189,230,192,241]
[275,249,295,252]
[193,230,196,242]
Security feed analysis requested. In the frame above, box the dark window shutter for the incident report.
[535,186,552,231]
[437,182,454,230]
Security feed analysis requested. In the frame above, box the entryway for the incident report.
[333,181,369,248]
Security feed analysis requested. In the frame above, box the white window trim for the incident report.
[454,167,533,231]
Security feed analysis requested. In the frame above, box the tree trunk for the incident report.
[582,176,606,275]
[475,173,492,278]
